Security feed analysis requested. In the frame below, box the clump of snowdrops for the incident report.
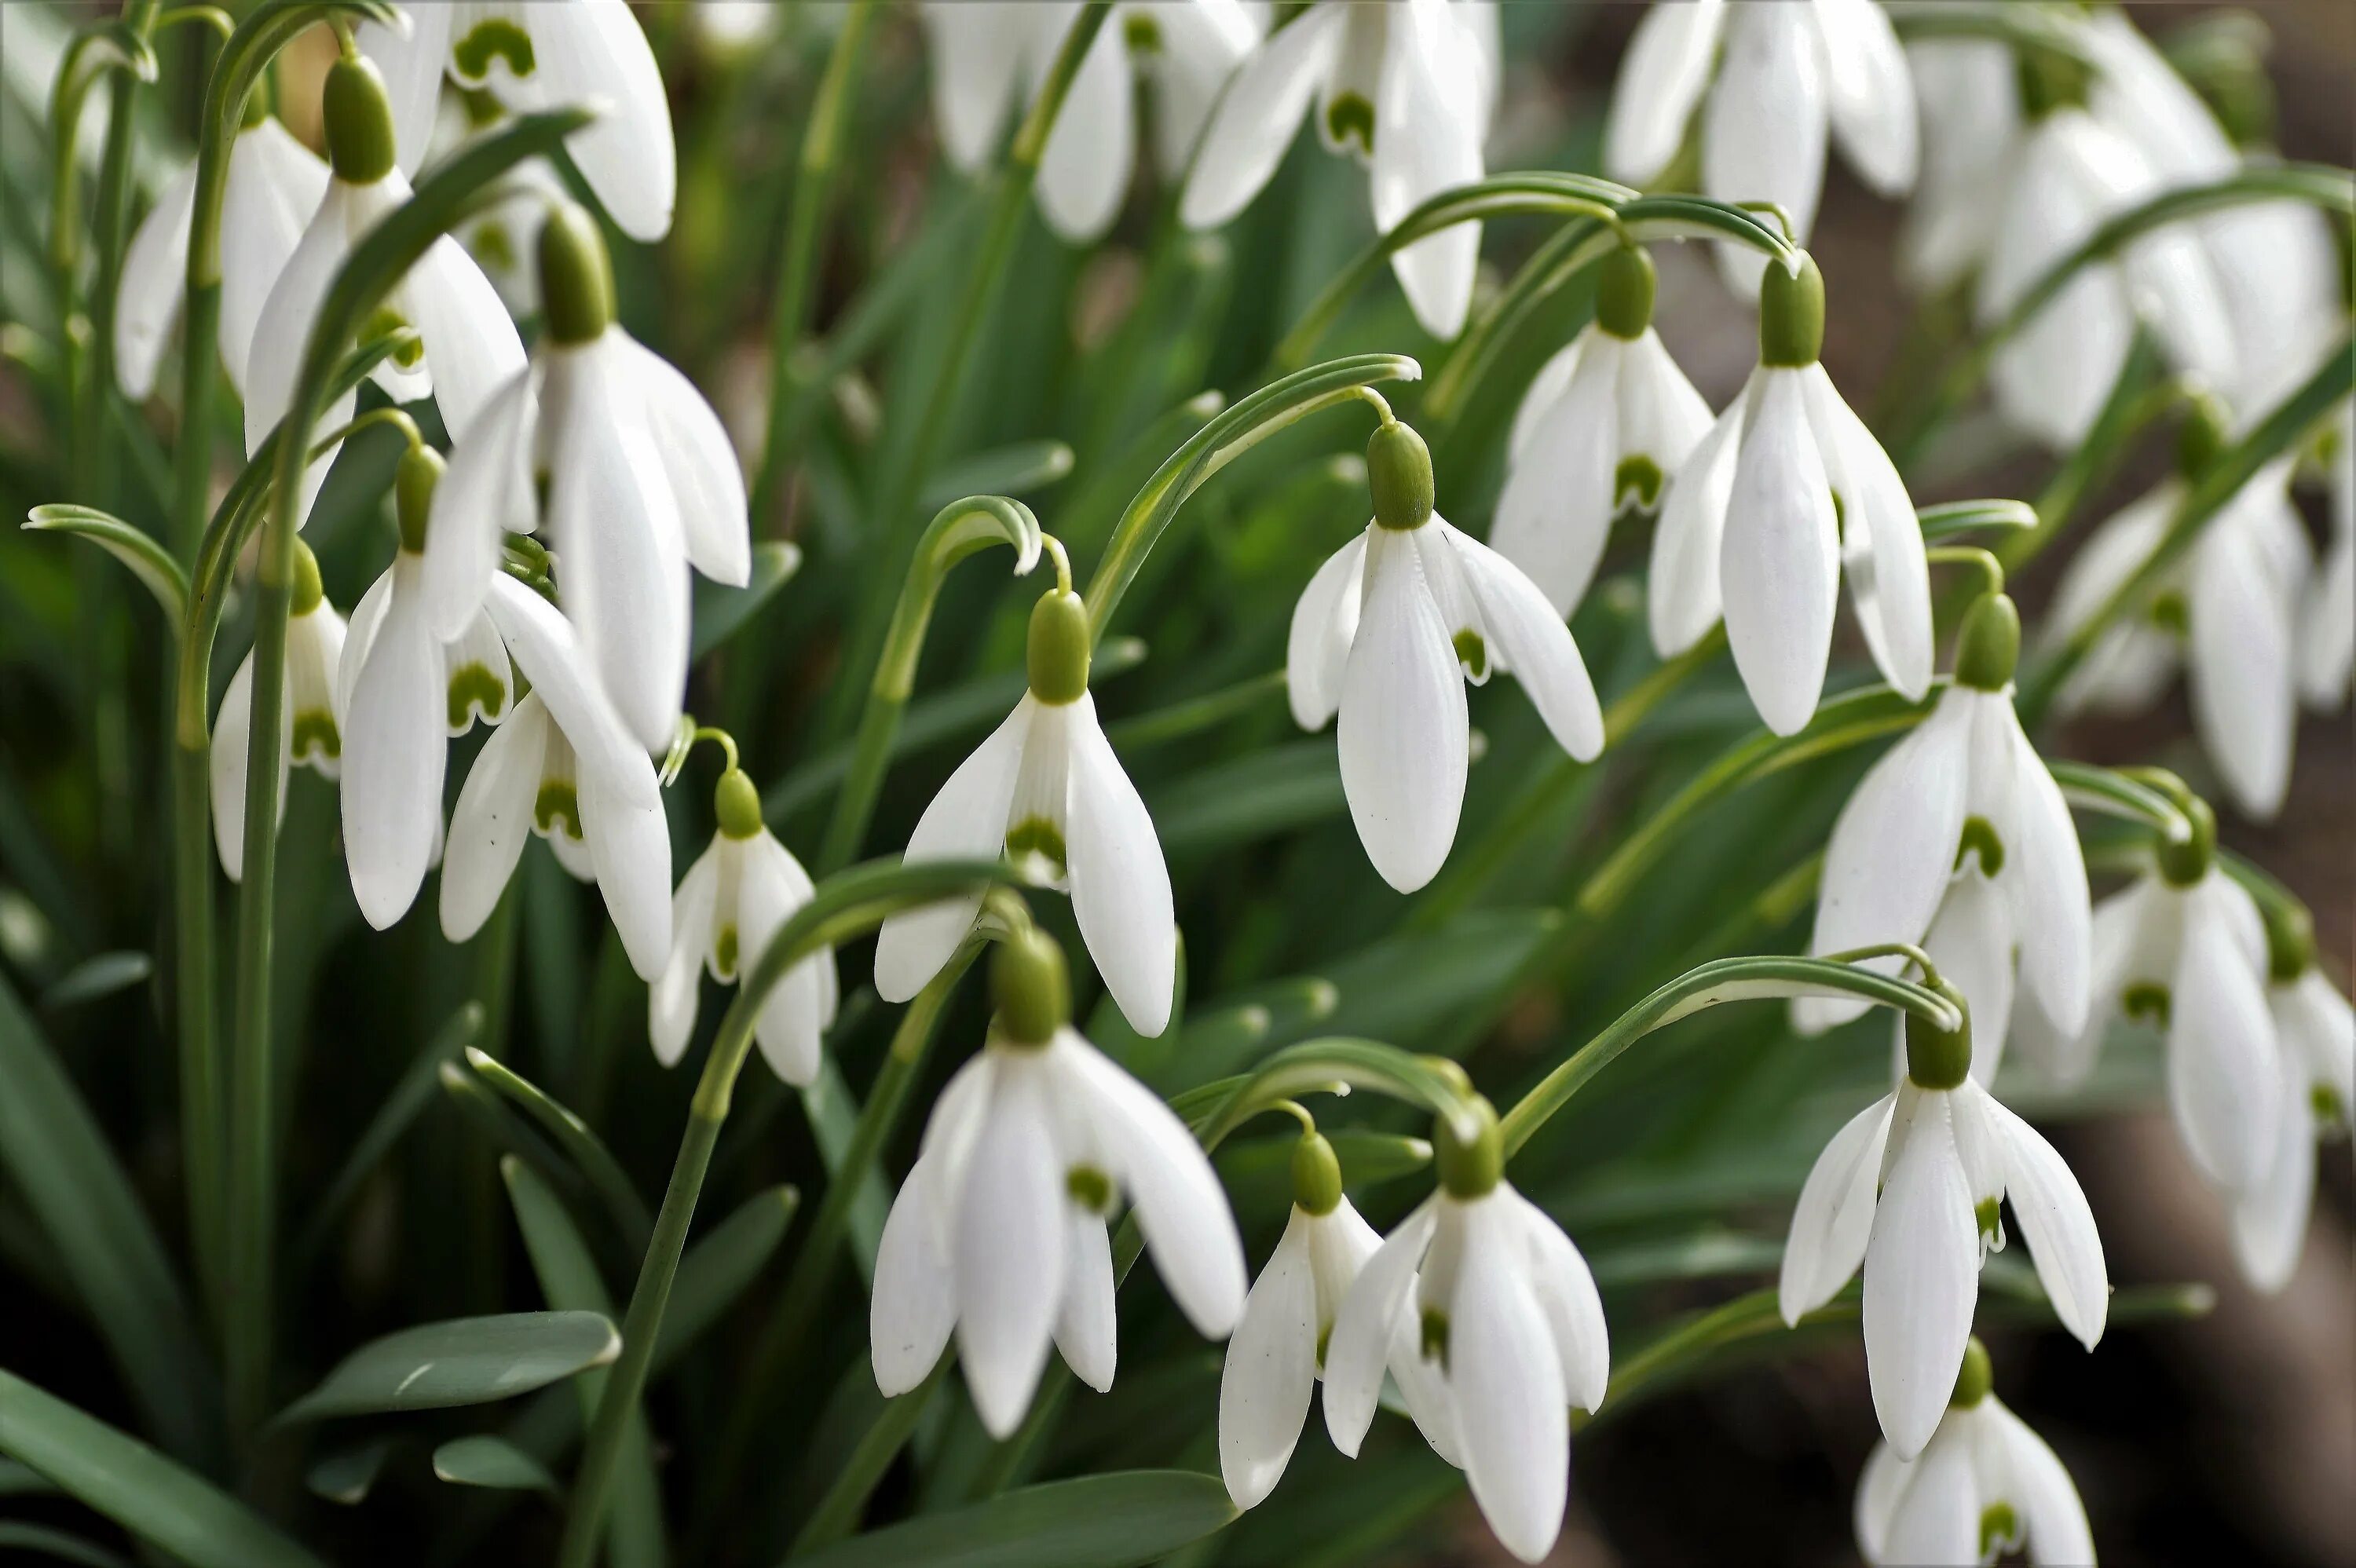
[0,3,2349,1566]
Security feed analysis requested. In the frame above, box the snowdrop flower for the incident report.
[2046,423,2311,820]
[335,449,514,931]
[2232,941,2354,1292]
[1798,593,2091,1086]
[1220,1128,1383,1510]
[357,0,674,241]
[922,0,1264,243]
[1323,1098,1608,1565]
[439,573,672,981]
[1897,38,2018,294]
[115,104,327,400]
[1605,0,1916,296]
[874,576,1176,1036]
[871,928,1246,1437]
[649,763,836,1085]
[245,54,525,523]
[2300,406,2354,709]
[1854,1339,2095,1567]
[1492,244,1713,618]
[1650,255,1933,734]
[1782,984,2107,1459]
[210,542,346,882]
[421,201,751,754]
[1291,418,1604,893]
[1183,0,1497,338]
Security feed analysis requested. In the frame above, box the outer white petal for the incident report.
[342,572,446,930]
[873,700,1031,1002]
[1798,364,1931,699]
[209,655,280,882]
[1439,521,1604,760]
[115,157,198,399]
[1992,1402,2095,1566]
[1780,1092,1897,1322]
[1054,1210,1118,1392]
[481,576,657,812]
[2187,524,2298,820]
[1603,0,1724,186]
[1877,1424,1980,1567]
[1798,693,1973,1031]
[2229,1045,2315,1294]
[2168,881,2282,1194]
[738,832,829,1086]
[1062,697,1177,1037]
[528,0,677,241]
[423,364,540,640]
[1338,528,1468,892]
[1220,1210,1317,1510]
[1033,9,1133,243]
[1981,1090,2107,1348]
[1143,0,1264,177]
[2300,496,2353,706]
[1180,2,1340,228]
[2001,711,2091,1036]
[579,762,673,982]
[1448,1197,1568,1565]
[954,1063,1067,1438]
[1721,367,1838,734]
[1863,1094,1977,1459]
[650,838,721,1065]
[1511,1190,1608,1414]
[395,236,523,444]
[1323,1198,1436,1456]
[871,1163,957,1395]
[1703,2,1829,291]
[357,6,452,177]
[441,606,513,735]
[243,181,357,520]
[1286,528,1369,730]
[217,120,331,393]
[613,334,750,586]
[1649,381,1748,656]
[439,693,549,941]
[1507,334,1586,465]
[921,0,1031,173]
[1614,329,1714,499]
[1811,0,1917,196]
[2279,970,2354,1129]
[1853,1440,1908,1563]
[1370,0,1486,339]
[1922,872,2017,1086]
[1491,335,1620,619]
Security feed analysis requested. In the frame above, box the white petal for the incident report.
[1922,872,2017,1086]
[871,1161,956,1396]
[1370,0,1486,339]
[1780,1092,1896,1322]
[1603,0,1724,185]
[423,364,540,641]
[953,1064,1066,1438]
[2299,503,2353,706]
[1033,12,1134,243]
[580,763,675,982]
[1982,1091,2107,1348]
[1812,0,1917,196]
[1798,364,1931,699]
[441,606,513,735]
[1511,1191,1609,1414]
[527,0,676,241]
[2001,712,2091,1038]
[1649,382,1748,656]
[1220,1211,1317,1510]
[439,693,549,942]
[1439,521,1604,759]
[481,576,657,812]
[2187,523,2298,820]
[1491,334,1620,619]
[1143,0,1264,177]
[1863,1094,1977,1459]
[2168,879,2282,1194]
[399,235,525,441]
[921,0,1030,173]
[218,119,331,393]
[115,157,197,399]
[1286,528,1369,730]
[2230,1047,2316,1293]
[1508,335,1584,465]
[357,7,452,177]
[341,572,446,930]
[1181,4,1339,228]
[1853,1440,1908,1563]
[650,838,721,1066]
[739,832,829,1086]
[1053,1209,1119,1392]
[1703,2,1828,292]
[1061,696,1178,1037]
[208,655,277,883]
[1877,1424,1980,1566]
[1323,1198,1436,1456]
[1448,1198,1568,1565]
[1992,1402,2095,1566]
[612,334,750,587]
[1614,329,1715,499]
[873,700,1030,1002]
[243,181,357,521]
[1721,367,1839,735]
[2279,970,2354,1129]
[1337,527,1468,893]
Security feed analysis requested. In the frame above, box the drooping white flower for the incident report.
[1606,0,1916,296]
[1291,419,1603,893]
[115,111,327,400]
[2046,455,2311,821]
[1854,1338,2096,1567]
[1182,0,1498,338]
[1650,254,1932,734]
[2300,404,2354,709]
[1322,1100,1608,1566]
[1896,38,2018,294]
[874,584,1176,1036]
[1798,594,2091,1085]
[1492,243,1712,618]
[1782,992,2106,1460]
[440,574,672,981]
[245,55,526,524]
[921,0,1264,244]
[422,93,569,316]
[421,201,751,755]
[210,542,346,883]
[1219,1129,1383,1510]
[872,930,1245,1438]
[357,0,675,241]
[649,767,836,1085]
[2230,962,2354,1292]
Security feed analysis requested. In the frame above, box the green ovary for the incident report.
[1614,454,1665,514]
[2124,982,2171,1028]
[1326,92,1374,155]
[1123,11,1161,53]
[447,664,507,729]
[455,19,536,80]
[535,781,583,841]
[1955,816,2006,876]
[1005,817,1068,879]
[1453,630,1488,680]
[291,711,339,765]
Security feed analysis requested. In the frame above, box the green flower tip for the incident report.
[538,200,616,347]
[1434,1095,1503,1200]
[1026,589,1092,705]
[395,444,445,555]
[714,768,764,841]
[1758,253,1825,367]
[291,540,324,617]
[2175,393,2232,480]
[1367,418,1434,532]
[1950,1336,1994,1408]
[1953,592,2021,691]
[1905,976,1974,1091]
[1292,1130,1344,1217]
[2154,793,2217,888]
[1595,244,1657,340]
[991,924,1069,1047]
[322,54,398,185]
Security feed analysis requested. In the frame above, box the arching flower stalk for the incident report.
[871,927,1246,1437]
[210,539,344,882]
[1650,254,1933,735]
[1290,416,1604,894]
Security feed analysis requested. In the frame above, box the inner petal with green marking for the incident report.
[1326,92,1374,155]
[292,711,340,766]
[1955,816,2006,876]
[1614,453,1666,514]
[535,780,584,842]
[447,664,508,730]
[455,16,536,80]
[1453,630,1488,681]
[1005,816,1067,883]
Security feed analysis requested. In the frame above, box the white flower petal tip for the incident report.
[1857,1386,2094,1568]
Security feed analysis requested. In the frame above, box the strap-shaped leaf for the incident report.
[432,1435,558,1493]
[786,1470,1238,1568]
[24,506,188,629]
[924,440,1074,506]
[276,1312,620,1424]
[469,1048,652,1247]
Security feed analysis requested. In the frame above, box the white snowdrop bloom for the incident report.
[440,573,672,981]
[1782,985,2107,1460]
[649,767,836,1086]
[357,0,675,241]
[337,449,514,930]
[1896,38,2019,296]
[2230,957,2354,1292]
[115,109,327,400]
[873,583,1177,1037]
[1323,1099,1608,1566]
[1182,0,1498,339]
[1492,245,1713,618]
[210,542,346,883]
[244,55,526,525]
[871,930,1246,1438]
[419,92,569,316]
[1855,1338,2096,1568]
[1798,593,2091,1086]
[420,201,751,755]
[2046,448,2312,821]
[2301,405,2354,709]
[1291,418,1603,893]
[1649,255,1933,734]
[1219,1129,1382,1510]
[1605,0,1916,297]
[921,0,1265,244]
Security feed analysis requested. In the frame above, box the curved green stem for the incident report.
[1187,1037,1478,1153]
[2047,760,2196,843]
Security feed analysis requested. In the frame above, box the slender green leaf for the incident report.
[657,1183,799,1366]
[37,950,151,1011]
[433,1435,558,1494]
[787,1470,1238,1568]
[1915,498,2036,543]
[0,1457,58,1495]
[305,1438,394,1505]
[276,1312,620,1424]
[924,440,1074,505]
[693,540,803,658]
[0,1523,134,1568]
[467,1047,652,1246]
[23,505,186,629]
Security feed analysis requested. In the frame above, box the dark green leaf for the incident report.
[468,1047,651,1245]
[299,1004,482,1263]
[432,1435,558,1493]
[276,1311,620,1424]
[923,440,1074,506]
[36,950,151,1011]
[786,1470,1237,1568]
[657,1183,799,1367]
[305,1438,394,1506]
[0,1522,134,1568]
[23,506,186,630]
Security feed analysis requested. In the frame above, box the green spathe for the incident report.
[539,200,616,346]
[993,926,1070,1047]
[1367,418,1434,532]
[322,54,397,185]
[1758,254,1825,368]
[1026,590,1091,704]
